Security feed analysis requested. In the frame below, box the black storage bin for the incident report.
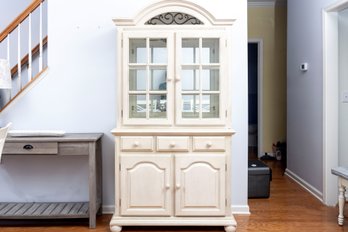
[248,160,272,198]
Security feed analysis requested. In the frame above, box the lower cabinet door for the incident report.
[175,154,226,216]
[120,154,172,216]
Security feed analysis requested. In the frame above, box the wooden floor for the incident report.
[0,160,347,232]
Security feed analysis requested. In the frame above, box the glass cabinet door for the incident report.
[122,31,226,126]
[124,32,173,125]
[176,32,226,125]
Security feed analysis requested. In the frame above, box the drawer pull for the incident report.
[133,141,139,147]
[169,142,176,148]
[23,144,34,150]
[206,141,213,148]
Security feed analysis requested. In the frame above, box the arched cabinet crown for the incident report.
[113,0,235,27]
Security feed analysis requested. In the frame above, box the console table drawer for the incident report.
[59,142,89,155]
[3,142,58,155]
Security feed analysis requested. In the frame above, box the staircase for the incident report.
[0,0,48,112]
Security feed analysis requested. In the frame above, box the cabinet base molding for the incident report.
[109,216,237,232]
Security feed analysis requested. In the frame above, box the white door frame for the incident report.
[322,0,348,206]
[248,39,264,158]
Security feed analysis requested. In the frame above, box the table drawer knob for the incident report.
[23,144,33,150]
[169,142,176,148]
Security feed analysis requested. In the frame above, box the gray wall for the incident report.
[287,0,336,194]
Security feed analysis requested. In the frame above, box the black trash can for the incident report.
[248,160,272,198]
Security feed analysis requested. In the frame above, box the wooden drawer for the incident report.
[192,137,226,152]
[3,142,58,155]
[120,136,154,151]
[157,136,189,152]
[58,142,89,155]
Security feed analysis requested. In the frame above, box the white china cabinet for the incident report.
[111,1,236,232]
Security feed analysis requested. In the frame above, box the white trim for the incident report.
[248,39,264,158]
[102,205,115,214]
[248,0,287,7]
[103,204,250,215]
[231,205,250,214]
[322,0,348,206]
[248,0,275,8]
[113,0,235,27]
[285,169,323,202]
[325,0,348,11]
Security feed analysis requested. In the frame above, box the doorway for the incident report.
[323,0,348,205]
[248,41,262,159]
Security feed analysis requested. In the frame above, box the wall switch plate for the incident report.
[341,91,348,103]
[300,63,308,71]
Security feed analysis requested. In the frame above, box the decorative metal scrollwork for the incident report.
[146,12,203,25]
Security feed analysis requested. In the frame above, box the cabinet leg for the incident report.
[224,225,236,232]
[110,225,122,232]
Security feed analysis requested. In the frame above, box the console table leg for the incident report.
[338,183,346,226]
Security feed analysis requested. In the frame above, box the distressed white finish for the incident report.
[120,154,172,216]
[175,153,226,216]
[111,1,236,231]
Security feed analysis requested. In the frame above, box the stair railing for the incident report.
[0,0,47,112]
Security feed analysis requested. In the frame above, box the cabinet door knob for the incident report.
[206,141,212,148]
[169,142,176,147]
[176,183,181,189]
[133,141,139,147]
[165,184,170,189]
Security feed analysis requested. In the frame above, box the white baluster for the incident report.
[17,24,22,89]
[7,34,10,62]
[7,34,12,99]
[28,13,32,80]
[39,3,43,71]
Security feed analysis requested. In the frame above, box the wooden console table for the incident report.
[0,133,103,228]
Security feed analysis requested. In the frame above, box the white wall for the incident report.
[339,8,348,166]
[0,0,32,32]
[0,0,248,213]
[287,0,338,198]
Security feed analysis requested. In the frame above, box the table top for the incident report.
[5,133,103,142]
[332,167,348,180]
